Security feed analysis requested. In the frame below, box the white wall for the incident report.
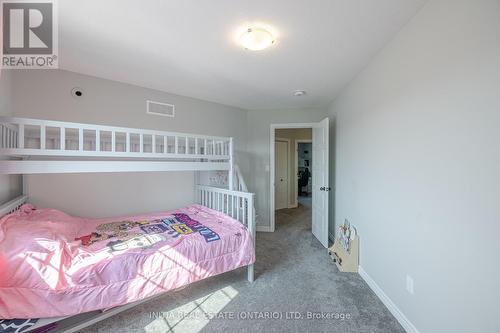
[329,0,500,332]
[0,71,12,114]
[0,71,22,204]
[11,70,248,218]
[246,108,328,230]
[5,70,329,228]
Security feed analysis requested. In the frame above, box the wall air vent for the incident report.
[146,100,175,118]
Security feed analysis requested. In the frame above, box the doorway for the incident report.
[296,140,313,201]
[270,119,330,248]
[275,138,289,210]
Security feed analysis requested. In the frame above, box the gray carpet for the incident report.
[80,198,404,333]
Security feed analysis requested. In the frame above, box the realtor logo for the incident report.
[2,0,58,68]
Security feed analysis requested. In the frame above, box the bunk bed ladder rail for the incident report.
[195,185,255,282]
[233,164,257,226]
[233,164,248,192]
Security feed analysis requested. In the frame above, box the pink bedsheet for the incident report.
[0,204,255,319]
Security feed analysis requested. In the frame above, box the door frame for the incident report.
[274,137,290,211]
[294,139,313,207]
[270,123,316,232]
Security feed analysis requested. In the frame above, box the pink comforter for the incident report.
[0,204,255,319]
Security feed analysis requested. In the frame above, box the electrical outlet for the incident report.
[406,275,414,295]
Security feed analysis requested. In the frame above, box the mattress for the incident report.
[0,204,255,319]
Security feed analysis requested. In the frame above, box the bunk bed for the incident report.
[0,117,256,333]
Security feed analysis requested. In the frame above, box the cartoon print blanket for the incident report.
[74,212,221,252]
[0,204,255,319]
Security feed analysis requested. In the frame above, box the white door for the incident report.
[275,140,289,210]
[312,118,329,247]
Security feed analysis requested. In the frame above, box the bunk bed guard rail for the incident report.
[0,122,19,149]
[195,185,256,282]
[0,117,231,160]
[195,185,255,238]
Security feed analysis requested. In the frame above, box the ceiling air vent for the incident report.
[146,100,175,118]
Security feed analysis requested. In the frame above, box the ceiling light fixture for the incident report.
[239,27,275,51]
[293,90,307,97]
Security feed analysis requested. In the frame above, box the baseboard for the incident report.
[288,202,298,209]
[358,266,419,333]
[256,225,273,232]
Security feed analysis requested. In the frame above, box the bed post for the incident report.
[228,137,234,191]
[248,264,254,283]
[247,193,255,283]
[22,157,28,196]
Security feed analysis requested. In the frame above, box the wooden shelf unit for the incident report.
[329,236,359,273]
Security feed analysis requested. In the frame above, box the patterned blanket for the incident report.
[0,319,38,333]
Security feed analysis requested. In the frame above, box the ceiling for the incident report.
[59,0,426,110]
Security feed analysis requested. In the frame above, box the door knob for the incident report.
[320,187,325,191]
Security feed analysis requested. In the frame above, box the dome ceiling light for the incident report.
[238,27,276,51]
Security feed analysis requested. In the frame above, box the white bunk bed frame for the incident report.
[0,117,234,178]
[0,117,255,333]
